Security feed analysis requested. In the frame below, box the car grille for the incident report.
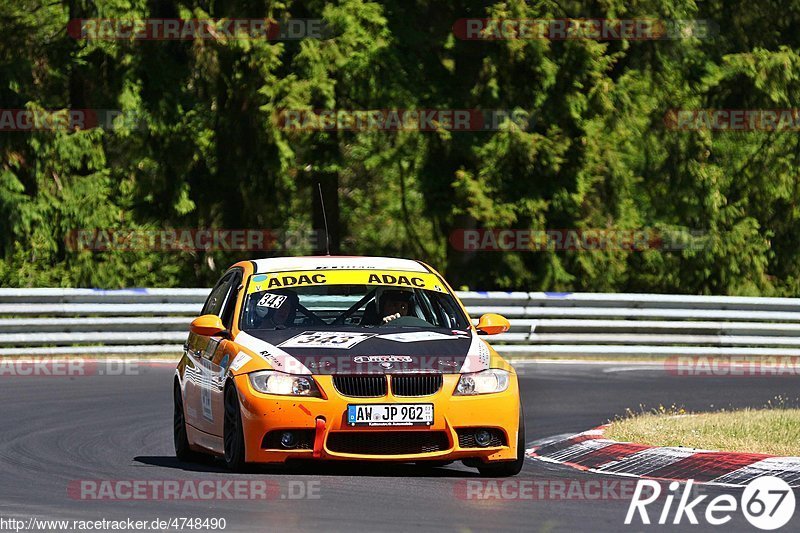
[332,374,445,397]
[391,374,443,396]
[456,428,507,448]
[326,431,450,455]
[333,375,387,397]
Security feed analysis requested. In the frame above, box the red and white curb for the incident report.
[526,425,800,488]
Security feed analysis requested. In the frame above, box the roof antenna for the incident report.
[318,182,331,256]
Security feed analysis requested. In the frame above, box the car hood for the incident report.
[233,327,491,375]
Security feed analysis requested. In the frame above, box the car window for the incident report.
[202,272,236,317]
[219,271,243,329]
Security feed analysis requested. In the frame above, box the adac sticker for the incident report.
[249,272,328,292]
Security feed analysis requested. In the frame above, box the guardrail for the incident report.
[2,289,800,357]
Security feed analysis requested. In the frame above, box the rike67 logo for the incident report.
[626,477,796,530]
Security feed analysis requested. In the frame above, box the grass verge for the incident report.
[604,407,800,456]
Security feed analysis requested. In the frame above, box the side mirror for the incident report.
[190,314,230,338]
[476,313,510,335]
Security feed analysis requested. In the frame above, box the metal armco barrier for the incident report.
[2,289,800,357]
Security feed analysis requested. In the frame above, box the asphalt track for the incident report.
[1,361,798,532]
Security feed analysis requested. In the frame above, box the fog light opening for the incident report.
[474,429,492,447]
[280,431,297,449]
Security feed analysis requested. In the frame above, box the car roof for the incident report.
[252,256,430,274]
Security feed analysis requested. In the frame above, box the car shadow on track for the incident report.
[133,456,481,478]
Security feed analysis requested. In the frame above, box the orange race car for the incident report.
[173,256,525,476]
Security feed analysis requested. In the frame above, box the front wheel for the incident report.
[477,406,526,477]
[223,383,247,471]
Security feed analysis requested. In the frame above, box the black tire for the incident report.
[173,382,202,462]
[223,382,247,471]
[477,406,526,478]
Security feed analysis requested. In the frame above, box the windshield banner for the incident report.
[247,270,446,293]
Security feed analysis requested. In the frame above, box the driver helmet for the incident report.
[376,287,414,315]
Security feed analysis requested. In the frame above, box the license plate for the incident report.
[347,404,433,427]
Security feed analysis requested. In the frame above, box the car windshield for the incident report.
[240,271,470,331]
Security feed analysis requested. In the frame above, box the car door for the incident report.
[206,269,244,436]
[184,270,240,435]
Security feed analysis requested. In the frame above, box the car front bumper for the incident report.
[235,373,521,464]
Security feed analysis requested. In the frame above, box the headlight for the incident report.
[454,369,510,395]
[249,371,320,397]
